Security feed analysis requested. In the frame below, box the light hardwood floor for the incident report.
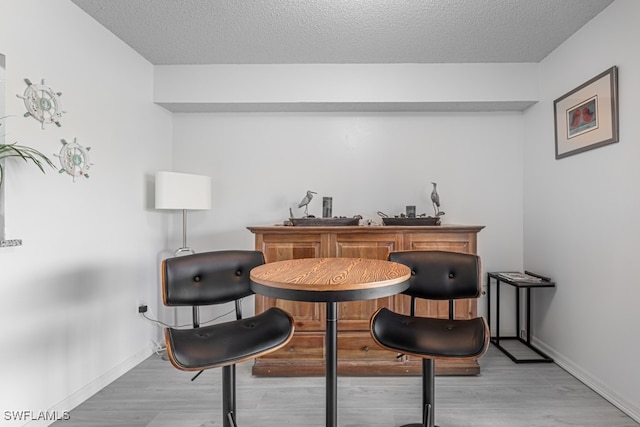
[53,345,638,427]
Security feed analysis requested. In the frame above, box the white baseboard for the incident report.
[24,344,154,427]
[532,337,640,424]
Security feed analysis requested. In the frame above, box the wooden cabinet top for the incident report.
[247,224,485,234]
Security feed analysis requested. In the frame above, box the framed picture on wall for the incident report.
[554,66,619,159]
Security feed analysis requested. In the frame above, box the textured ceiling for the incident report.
[70,0,614,65]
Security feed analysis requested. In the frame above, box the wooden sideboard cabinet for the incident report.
[247,224,484,376]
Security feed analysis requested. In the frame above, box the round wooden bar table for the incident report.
[250,257,411,427]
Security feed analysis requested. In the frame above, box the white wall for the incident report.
[170,110,525,318]
[523,0,639,421]
[0,1,172,426]
[169,110,526,331]
[155,63,538,107]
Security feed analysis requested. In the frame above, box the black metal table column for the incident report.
[326,301,338,427]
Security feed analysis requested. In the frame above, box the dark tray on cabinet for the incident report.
[382,217,441,226]
[290,217,360,226]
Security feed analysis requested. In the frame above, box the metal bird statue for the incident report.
[430,182,444,217]
[298,190,317,217]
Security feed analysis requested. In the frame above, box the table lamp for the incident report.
[155,171,211,256]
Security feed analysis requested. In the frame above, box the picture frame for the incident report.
[554,66,619,159]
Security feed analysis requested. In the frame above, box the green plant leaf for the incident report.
[0,142,56,187]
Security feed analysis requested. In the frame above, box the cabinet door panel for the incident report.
[407,240,470,253]
[257,236,324,330]
[337,298,393,331]
[334,233,401,329]
[405,231,476,254]
[333,232,399,260]
[262,241,321,262]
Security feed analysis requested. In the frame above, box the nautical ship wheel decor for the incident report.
[55,138,93,182]
[17,78,65,128]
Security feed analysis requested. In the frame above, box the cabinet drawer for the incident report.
[338,332,399,361]
[259,333,324,360]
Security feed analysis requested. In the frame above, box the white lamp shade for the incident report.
[155,171,211,210]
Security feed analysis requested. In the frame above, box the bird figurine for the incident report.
[298,190,317,217]
[430,182,444,217]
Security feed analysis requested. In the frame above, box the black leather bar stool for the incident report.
[162,250,295,427]
[370,250,489,427]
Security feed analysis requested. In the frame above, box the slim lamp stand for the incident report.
[174,209,197,379]
[174,209,195,256]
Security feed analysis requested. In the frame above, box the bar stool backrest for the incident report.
[389,250,481,301]
[162,250,264,307]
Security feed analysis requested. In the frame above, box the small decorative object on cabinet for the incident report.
[322,196,332,218]
[405,205,416,218]
[289,216,360,226]
[430,181,445,217]
[297,190,317,217]
[377,210,441,226]
[247,223,484,376]
[381,216,440,226]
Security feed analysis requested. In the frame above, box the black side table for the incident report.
[487,271,555,363]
